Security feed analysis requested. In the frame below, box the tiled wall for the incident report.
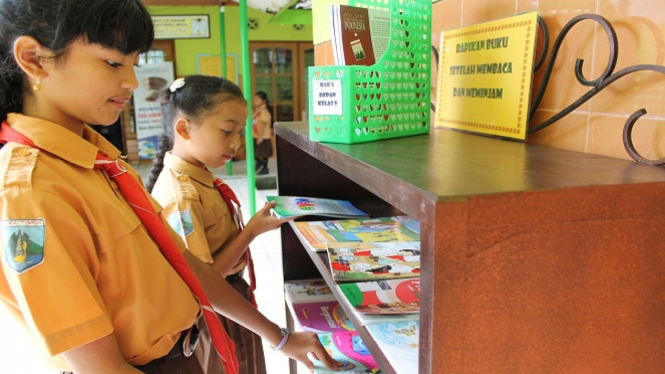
[432,0,665,161]
[317,0,665,161]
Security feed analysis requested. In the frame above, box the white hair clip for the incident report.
[169,77,186,92]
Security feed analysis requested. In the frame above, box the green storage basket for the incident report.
[309,0,432,144]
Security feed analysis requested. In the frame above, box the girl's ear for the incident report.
[174,117,191,141]
[13,36,48,82]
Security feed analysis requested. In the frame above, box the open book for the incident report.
[366,321,419,374]
[292,216,420,251]
[339,278,420,315]
[328,241,421,282]
[312,331,381,374]
[267,196,369,219]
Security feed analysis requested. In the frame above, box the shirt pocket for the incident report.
[205,200,230,228]
[92,203,142,254]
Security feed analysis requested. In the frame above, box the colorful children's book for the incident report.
[267,196,369,219]
[292,216,420,251]
[339,279,420,314]
[328,241,421,282]
[313,331,380,374]
[284,278,336,304]
[366,321,420,374]
[289,299,356,334]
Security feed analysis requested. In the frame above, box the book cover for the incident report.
[328,241,421,282]
[330,5,390,66]
[290,300,356,334]
[366,321,419,374]
[313,331,380,374]
[293,216,420,251]
[266,196,369,219]
[284,278,336,304]
[339,278,420,314]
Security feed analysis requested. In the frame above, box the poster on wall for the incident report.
[133,62,174,159]
[152,15,210,39]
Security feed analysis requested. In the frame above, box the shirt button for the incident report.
[18,149,32,156]
[177,175,189,182]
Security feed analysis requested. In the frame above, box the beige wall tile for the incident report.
[527,109,589,153]
[590,0,665,117]
[588,113,665,161]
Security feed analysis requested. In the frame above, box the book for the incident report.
[366,321,420,374]
[266,196,369,219]
[292,216,420,251]
[328,241,421,282]
[313,331,381,374]
[284,278,336,303]
[330,4,391,66]
[288,299,356,334]
[338,278,420,315]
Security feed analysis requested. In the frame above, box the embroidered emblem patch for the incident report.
[167,210,194,238]
[2,219,45,274]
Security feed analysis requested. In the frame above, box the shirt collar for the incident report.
[164,152,215,187]
[7,113,121,168]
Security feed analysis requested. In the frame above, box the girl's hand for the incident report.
[244,201,292,237]
[279,331,344,372]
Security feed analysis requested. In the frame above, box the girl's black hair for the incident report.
[145,75,246,192]
[0,0,154,121]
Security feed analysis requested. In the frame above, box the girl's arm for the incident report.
[62,333,143,374]
[184,249,342,371]
[211,201,290,277]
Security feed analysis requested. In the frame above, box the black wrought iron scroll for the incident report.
[528,14,665,166]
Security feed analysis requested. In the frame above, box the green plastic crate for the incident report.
[309,0,431,144]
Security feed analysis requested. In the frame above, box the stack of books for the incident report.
[275,196,421,374]
[284,279,381,374]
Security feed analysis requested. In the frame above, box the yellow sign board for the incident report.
[152,15,210,39]
[434,11,539,140]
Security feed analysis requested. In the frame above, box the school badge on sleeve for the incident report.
[1,219,45,273]
[167,210,194,238]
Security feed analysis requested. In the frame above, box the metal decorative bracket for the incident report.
[430,15,665,166]
[528,14,665,166]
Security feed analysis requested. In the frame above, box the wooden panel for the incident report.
[277,121,665,374]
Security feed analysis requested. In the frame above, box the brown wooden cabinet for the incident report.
[276,122,665,374]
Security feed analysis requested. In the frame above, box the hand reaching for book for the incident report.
[280,331,345,372]
[245,201,294,237]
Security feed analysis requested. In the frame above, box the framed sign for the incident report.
[152,15,210,39]
[434,11,539,140]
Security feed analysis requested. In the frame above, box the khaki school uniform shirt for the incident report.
[0,114,200,370]
[151,152,245,273]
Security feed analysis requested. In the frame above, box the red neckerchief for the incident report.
[0,122,239,374]
[213,178,258,308]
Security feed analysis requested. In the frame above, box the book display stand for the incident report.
[276,122,665,374]
[309,0,431,144]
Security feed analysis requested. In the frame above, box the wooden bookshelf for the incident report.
[276,122,665,374]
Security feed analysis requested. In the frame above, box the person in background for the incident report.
[252,91,273,175]
[0,0,342,373]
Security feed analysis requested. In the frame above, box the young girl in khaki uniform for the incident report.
[147,76,277,374]
[0,1,341,373]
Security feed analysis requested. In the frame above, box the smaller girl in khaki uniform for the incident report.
[251,91,273,175]
[147,76,316,374]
